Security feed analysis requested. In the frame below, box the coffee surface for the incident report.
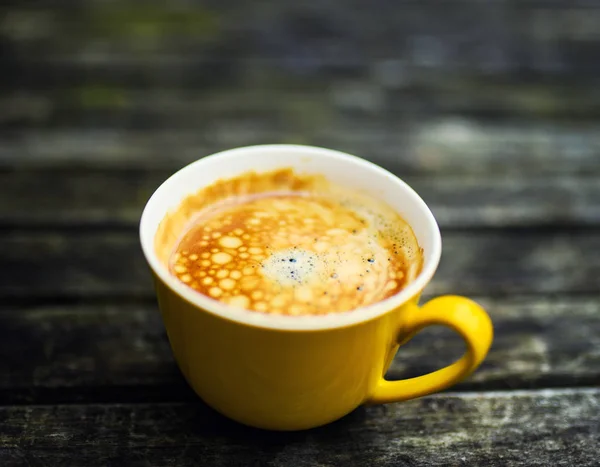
[159,169,422,316]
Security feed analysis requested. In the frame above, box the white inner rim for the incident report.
[139,145,442,331]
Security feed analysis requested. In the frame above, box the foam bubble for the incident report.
[261,248,320,287]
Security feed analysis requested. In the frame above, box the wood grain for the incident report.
[4,0,600,79]
[1,297,598,404]
[0,389,598,466]
[2,2,598,463]
[2,119,600,174]
[5,81,600,130]
[2,170,600,228]
[0,230,598,298]
[4,0,600,139]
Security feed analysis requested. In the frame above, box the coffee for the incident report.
[157,169,422,315]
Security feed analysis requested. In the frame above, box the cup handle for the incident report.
[366,295,493,404]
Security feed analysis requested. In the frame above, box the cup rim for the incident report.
[140,144,441,331]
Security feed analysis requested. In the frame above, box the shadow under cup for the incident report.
[140,144,493,431]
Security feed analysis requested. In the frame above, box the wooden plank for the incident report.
[5,80,600,131]
[2,119,600,173]
[0,297,598,404]
[0,389,598,466]
[0,169,164,228]
[2,171,600,228]
[5,3,600,134]
[4,1,600,80]
[1,230,599,298]
[0,304,189,405]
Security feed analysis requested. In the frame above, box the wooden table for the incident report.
[1,1,600,465]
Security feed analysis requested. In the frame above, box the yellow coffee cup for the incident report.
[140,145,493,431]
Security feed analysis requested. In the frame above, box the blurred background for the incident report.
[0,3,599,463]
[2,0,600,174]
[1,0,600,441]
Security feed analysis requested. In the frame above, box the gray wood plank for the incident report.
[4,0,600,79]
[0,304,185,404]
[0,297,598,404]
[5,80,600,130]
[2,118,600,174]
[1,231,599,298]
[2,171,600,228]
[0,389,598,466]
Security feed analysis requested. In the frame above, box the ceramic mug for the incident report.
[140,144,493,431]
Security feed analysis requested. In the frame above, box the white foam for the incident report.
[261,248,322,287]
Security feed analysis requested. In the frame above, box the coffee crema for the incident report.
[156,169,422,316]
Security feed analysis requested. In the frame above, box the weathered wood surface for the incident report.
[4,0,600,143]
[2,170,600,228]
[1,230,598,298]
[5,81,600,130]
[4,0,600,79]
[0,297,598,405]
[2,1,599,464]
[2,120,600,174]
[0,389,598,466]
